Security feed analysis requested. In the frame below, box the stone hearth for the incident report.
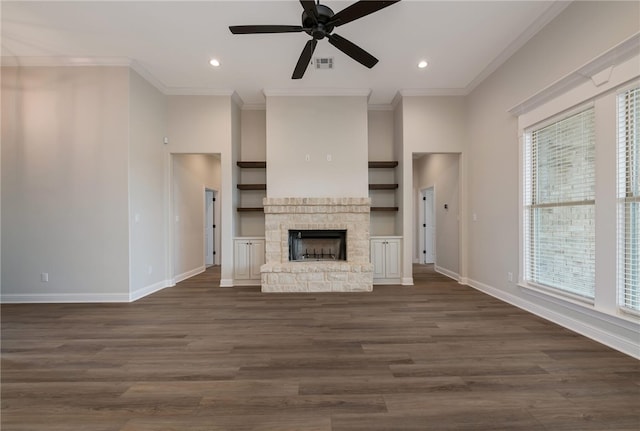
[261,197,373,292]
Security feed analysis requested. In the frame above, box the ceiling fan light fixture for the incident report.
[229,0,401,79]
[417,60,428,69]
[209,58,221,67]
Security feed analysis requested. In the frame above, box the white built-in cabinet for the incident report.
[233,237,265,285]
[370,236,402,284]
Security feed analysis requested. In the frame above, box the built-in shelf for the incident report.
[369,184,398,190]
[371,207,399,212]
[237,161,266,168]
[368,161,398,168]
[237,207,264,212]
[369,161,398,214]
[237,184,267,190]
[237,162,266,214]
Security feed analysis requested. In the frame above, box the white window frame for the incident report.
[617,83,640,316]
[522,104,596,303]
[515,49,640,319]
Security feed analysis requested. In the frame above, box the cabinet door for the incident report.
[384,239,402,279]
[370,240,386,279]
[234,241,251,280]
[250,239,265,279]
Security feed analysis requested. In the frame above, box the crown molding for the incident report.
[231,91,244,108]
[367,104,394,111]
[0,56,133,67]
[163,87,236,96]
[241,103,266,111]
[509,32,640,116]
[391,91,403,109]
[465,1,571,95]
[130,60,168,93]
[263,88,372,98]
[399,88,467,97]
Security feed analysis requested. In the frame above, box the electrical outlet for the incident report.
[148,265,153,275]
[507,272,514,282]
[41,272,49,282]
[326,154,332,162]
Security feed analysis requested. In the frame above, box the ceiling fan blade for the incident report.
[328,0,401,27]
[299,0,319,24]
[229,25,304,34]
[328,33,378,68]
[292,39,318,79]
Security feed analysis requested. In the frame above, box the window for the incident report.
[618,86,640,313]
[523,107,596,299]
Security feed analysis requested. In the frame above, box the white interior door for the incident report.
[423,188,435,264]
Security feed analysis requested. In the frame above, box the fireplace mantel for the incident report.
[261,197,373,292]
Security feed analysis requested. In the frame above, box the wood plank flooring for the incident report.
[2,265,639,430]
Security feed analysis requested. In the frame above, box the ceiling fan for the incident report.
[229,0,401,79]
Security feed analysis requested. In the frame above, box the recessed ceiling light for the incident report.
[209,58,221,67]
[418,60,428,69]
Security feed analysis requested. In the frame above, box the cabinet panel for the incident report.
[250,239,265,279]
[384,239,402,279]
[371,237,402,283]
[370,240,386,279]
[234,238,265,283]
[234,241,252,280]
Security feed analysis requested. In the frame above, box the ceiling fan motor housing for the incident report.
[303,4,335,39]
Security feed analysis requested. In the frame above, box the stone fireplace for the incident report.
[261,197,373,292]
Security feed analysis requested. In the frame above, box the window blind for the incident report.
[617,86,640,313]
[524,107,596,299]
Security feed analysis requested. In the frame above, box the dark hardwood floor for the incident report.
[2,265,639,430]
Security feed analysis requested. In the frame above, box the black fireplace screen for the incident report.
[288,230,347,261]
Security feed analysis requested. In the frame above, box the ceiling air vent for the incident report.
[314,57,334,70]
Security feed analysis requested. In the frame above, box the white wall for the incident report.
[466,0,640,356]
[172,154,220,281]
[368,110,395,161]
[266,96,369,198]
[399,96,467,284]
[240,109,266,161]
[413,154,460,276]
[128,69,168,300]
[1,66,130,301]
[167,95,234,285]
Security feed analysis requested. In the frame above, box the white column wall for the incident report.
[128,69,168,300]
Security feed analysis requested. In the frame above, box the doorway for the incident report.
[412,152,461,281]
[171,153,221,283]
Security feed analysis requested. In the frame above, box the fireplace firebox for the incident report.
[288,229,347,261]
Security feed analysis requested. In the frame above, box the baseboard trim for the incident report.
[219,278,234,287]
[401,277,414,286]
[1,292,130,303]
[173,266,205,284]
[129,280,170,302]
[466,278,640,359]
[434,265,460,282]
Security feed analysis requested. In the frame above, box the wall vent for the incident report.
[314,57,334,70]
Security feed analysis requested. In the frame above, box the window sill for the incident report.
[520,281,640,325]
[519,281,595,307]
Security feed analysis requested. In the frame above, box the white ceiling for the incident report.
[1,0,567,106]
